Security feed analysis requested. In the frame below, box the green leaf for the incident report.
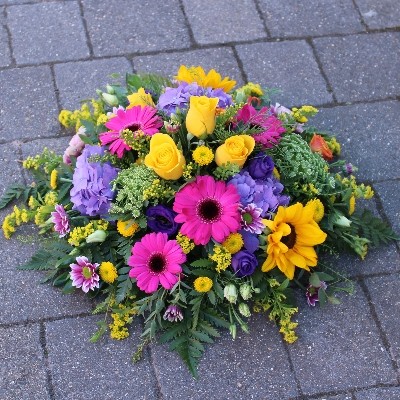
[316,272,335,282]
[190,259,214,268]
[318,289,328,307]
[0,184,26,209]
[115,274,132,304]
[207,290,216,305]
[89,321,108,343]
[309,273,321,287]
[191,330,213,344]
[190,269,215,278]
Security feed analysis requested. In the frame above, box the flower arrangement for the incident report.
[2,65,398,377]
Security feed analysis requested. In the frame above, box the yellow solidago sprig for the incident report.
[109,295,138,340]
[142,178,176,203]
[192,146,214,166]
[22,148,62,174]
[291,105,318,123]
[176,232,195,254]
[2,205,33,239]
[209,245,232,273]
[120,129,151,159]
[68,220,109,247]
[59,100,104,130]
[50,170,58,190]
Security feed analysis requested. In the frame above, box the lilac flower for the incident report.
[240,203,264,234]
[231,250,258,277]
[163,305,184,322]
[70,256,100,293]
[247,152,275,180]
[146,205,180,236]
[306,281,328,306]
[158,82,232,116]
[70,145,118,217]
[51,204,70,237]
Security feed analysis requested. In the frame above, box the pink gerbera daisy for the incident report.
[173,175,241,245]
[235,104,285,148]
[99,106,162,158]
[70,256,100,293]
[128,232,186,294]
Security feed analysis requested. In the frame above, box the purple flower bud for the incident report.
[163,305,183,322]
[231,250,258,278]
[306,281,327,306]
[146,205,180,236]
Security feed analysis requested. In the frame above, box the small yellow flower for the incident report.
[192,146,214,166]
[176,232,195,254]
[273,167,281,180]
[194,277,213,293]
[222,233,244,254]
[306,199,325,223]
[117,220,139,237]
[99,261,118,284]
[349,196,356,215]
[209,245,232,273]
[50,170,58,190]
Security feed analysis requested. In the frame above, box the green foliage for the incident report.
[115,268,133,304]
[0,184,31,210]
[350,209,399,247]
[126,73,172,100]
[212,162,240,180]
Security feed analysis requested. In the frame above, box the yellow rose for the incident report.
[144,133,185,180]
[185,96,219,138]
[126,87,155,108]
[215,135,255,167]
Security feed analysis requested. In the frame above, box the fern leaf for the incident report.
[0,184,26,209]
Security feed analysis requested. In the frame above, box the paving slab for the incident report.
[54,58,132,110]
[355,0,400,29]
[46,316,159,399]
[151,313,298,400]
[132,47,244,87]
[7,2,89,64]
[313,33,400,102]
[0,324,49,400]
[0,142,23,196]
[0,268,93,324]
[82,0,190,57]
[312,101,400,182]
[364,274,400,370]
[0,8,11,67]
[182,0,266,45]
[287,285,398,395]
[374,180,400,236]
[355,387,400,399]
[236,40,333,107]
[314,395,353,400]
[258,0,364,37]
[0,66,59,141]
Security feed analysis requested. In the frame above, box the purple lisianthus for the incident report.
[146,205,179,236]
[240,230,259,253]
[247,152,275,180]
[51,204,70,237]
[306,281,328,306]
[232,250,258,278]
[70,145,118,217]
[158,82,232,116]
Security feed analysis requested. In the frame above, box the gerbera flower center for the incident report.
[126,123,141,132]
[196,198,222,223]
[148,252,167,274]
[281,223,296,249]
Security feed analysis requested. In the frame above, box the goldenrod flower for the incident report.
[117,220,139,237]
[262,203,327,280]
[99,261,118,284]
[349,196,356,215]
[194,277,213,293]
[50,170,58,190]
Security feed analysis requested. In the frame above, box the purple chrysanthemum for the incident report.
[70,145,118,217]
[51,204,70,237]
[239,203,265,234]
[70,256,100,293]
[163,305,184,322]
[157,82,232,116]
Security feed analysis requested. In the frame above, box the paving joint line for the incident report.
[253,0,272,37]
[39,322,56,400]
[351,0,369,30]
[359,279,400,381]
[281,340,305,398]
[146,345,165,400]
[231,45,248,85]
[306,38,338,103]
[77,0,94,58]
[0,311,94,329]
[49,64,63,114]
[6,0,75,5]
[2,5,17,67]
[1,27,400,74]
[178,0,197,48]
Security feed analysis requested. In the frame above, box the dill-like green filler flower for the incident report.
[268,133,334,198]
[111,165,157,217]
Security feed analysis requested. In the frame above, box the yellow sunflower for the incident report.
[262,203,327,280]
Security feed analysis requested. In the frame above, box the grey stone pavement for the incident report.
[0,0,399,399]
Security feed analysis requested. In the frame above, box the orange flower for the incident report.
[309,134,333,161]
